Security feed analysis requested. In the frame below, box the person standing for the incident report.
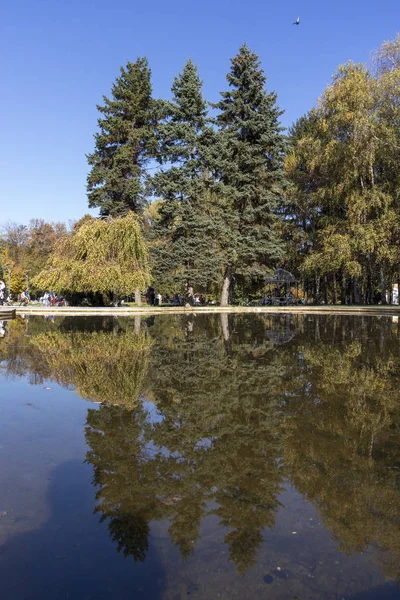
[157,293,162,306]
[146,287,155,306]
[19,291,27,306]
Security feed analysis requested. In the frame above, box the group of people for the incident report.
[145,287,163,306]
[19,290,30,306]
[0,280,32,306]
[39,291,66,307]
[145,288,208,307]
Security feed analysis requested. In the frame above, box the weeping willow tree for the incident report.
[32,213,150,305]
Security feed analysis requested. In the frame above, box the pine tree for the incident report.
[212,45,287,305]
[87,58,156,217]
[151,60,224,300]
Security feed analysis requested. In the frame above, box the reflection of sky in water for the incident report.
[0,314,399,600]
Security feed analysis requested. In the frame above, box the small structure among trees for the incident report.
[265,268,298,305]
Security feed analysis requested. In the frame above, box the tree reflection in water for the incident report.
[1,313,400,578]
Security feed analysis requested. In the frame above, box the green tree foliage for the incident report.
[211,45,287,305]
[86,58,157,217]
[32,213,149,300]
[285,35,400,305]
[0,219,67,296]
[27,219,68,274]
[150,60,224,299]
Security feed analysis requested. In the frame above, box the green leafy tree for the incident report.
[285,36,400,305]
[87,58,157,217]
[32,213,149,305]
[1,219,67,297]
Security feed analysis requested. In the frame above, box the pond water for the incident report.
[0,313,400,600]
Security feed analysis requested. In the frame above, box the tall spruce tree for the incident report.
[151,60,224,300]
[87,58,156,217]
[212,45,287,305]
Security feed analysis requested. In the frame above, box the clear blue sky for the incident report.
[1,0,398,225]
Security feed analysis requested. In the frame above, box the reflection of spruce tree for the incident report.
[149,314,287,572]
[279,315,400,579]
[83,314,288,571]
[85,404,156,562]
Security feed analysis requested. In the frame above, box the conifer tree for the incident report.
[212,45,287,305]
[151,60,224,300]
[87,58,156,217]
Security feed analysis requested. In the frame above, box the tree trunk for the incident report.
[324,275,328,305]
[135,288,141,307]
[366,270,372,305]
[341,271,346,305]
[388,275,393,305]
[314,275,320,305]
[353,278,361,305]
[380,267,387,305]
[221,265,231,307]
[333,273,337,305]
[185,279,194,306]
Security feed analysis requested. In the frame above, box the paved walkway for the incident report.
[13,305,400,317]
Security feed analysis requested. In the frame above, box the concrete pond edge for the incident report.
[10,305,400,318]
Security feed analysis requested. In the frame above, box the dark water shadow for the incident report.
[349,583,400,599]
[0,460,165,600]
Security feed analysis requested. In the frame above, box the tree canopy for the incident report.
[284,34,400,304]
[86,58,157,217]
[32,213,149,298]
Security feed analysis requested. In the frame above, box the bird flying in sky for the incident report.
[293,17,300,25]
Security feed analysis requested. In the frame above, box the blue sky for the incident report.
[1,0,398,225]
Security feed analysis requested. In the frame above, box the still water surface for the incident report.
[0,313,400,599]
